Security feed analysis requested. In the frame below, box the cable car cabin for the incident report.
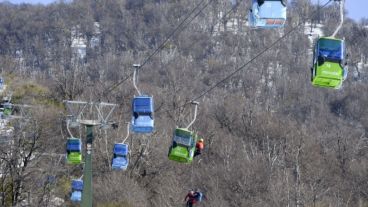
[71,179,83,202]
[0,77,3,90]
[0,102,12,117]
[112,143,129,170]
[168,128,197,163]
[311,37,347,89]
[2,102,12,117]
[249,0,287,28]
[131,96,154,133]
[66,138,82,164]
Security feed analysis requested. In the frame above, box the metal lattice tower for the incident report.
[64,100,117,207]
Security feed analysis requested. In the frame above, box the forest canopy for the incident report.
[0,0,368,206]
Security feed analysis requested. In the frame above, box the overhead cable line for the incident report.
[140,0,214,69]
[156,0,334,115]
[102,0,244,125]
[104,0,212,95]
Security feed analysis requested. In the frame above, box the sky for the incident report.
[1,0,367,21]
[311,0,368,21]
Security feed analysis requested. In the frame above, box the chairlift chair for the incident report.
[311,37,347,89]
[131,96,154,133]
[168,128,197,163]
[112,143,129,170]
[66,138,82,164]
[248,0,287,28]
[71,179,83,202]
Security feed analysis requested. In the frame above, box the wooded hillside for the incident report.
[0,0,368,206]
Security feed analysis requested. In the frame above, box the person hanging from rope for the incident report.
[194,138,204,157]
[184,190,196,207]
[184,189,207,207]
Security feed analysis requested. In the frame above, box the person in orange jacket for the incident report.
[194,138,204,157]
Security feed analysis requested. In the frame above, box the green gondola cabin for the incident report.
[0,101,12,117]
[311,37,347,89]
[3,102,12,117]
[168,128,197,163]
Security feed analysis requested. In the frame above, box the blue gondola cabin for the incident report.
[0,77,3,90]
[71,179,83,202]
[112,143,129,170]
[249,0,287,28]
[131,96,154,133]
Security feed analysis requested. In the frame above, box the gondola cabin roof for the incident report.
[66,138,82,151]
[3,102,11,109]
[132,96,153,113]
[174,128,193,147]
[317,37,344,61]
[72,179,83,191]
[113,143,128,156]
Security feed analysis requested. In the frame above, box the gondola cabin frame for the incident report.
[168,128,198,163]
[248,0,287,28]
[112,143,129,170]
[311,37,347,89]
[131,96,154,133]
[66,138,82,164]
[71,179,83,202]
